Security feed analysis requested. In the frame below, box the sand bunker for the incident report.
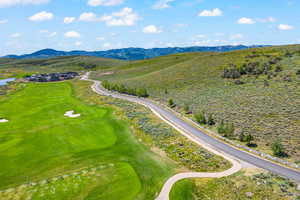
[64,111,81,118]
[0,119,9,123]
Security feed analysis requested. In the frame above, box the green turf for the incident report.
[0,81,177,199]
[169,179,195,200]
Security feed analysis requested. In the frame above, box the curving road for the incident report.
[82,73,300,192]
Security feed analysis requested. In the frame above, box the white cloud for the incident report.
[238,17,256,24]
[64,17,76,24]
[0,0,49,7]
[28,11,53,21]
[230,34,244,40]
[79,12,99,22]
[75,41,82,46]
[10,33,21,38]
[143,25,162,34]
[152,0,174,9]
[64,31,81,38]
[0,19,8,24]
[278,24,293,30]
[88,0,124,7]
[100,7,139,26]
[199,8,222,17]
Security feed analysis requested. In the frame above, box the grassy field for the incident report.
[92,45,300,163]
[170,170,300,200]
[0,81,177,199]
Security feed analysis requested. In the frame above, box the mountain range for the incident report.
[3,45,267,60]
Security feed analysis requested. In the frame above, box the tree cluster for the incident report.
[194,112,215,126]
[221,57,283,80]
[239,132,255,147]
[102,80,149,98]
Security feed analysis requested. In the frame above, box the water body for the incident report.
[0,78,15,86]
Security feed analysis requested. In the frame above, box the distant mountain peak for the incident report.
[3,45,267,60]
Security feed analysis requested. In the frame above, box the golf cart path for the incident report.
[82,72,300,200]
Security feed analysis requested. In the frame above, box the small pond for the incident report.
[0,78,16,86]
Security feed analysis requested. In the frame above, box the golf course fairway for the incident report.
[0,81,176,200]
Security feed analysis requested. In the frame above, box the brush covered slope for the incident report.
[92,45,300,164]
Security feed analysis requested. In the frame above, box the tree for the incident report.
[184,104,191,114]
[217,120,226,135]
[136,88,149,98]
[271,140,286,157]
[244,134,254,147]
[226,123,235,138]
[239,131,246,142]
[194,111,206,125]
[168,99,176,108]
[207,114,215,126]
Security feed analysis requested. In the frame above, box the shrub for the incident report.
[207,114,215,126]
[275,65,283,72]
[194,111,206,125]
[168,99,176,108]
[217,120,226,135]
[272,140,287,157]
[183,104,191,114]
[218,121,235,138]
[136,88,149,97]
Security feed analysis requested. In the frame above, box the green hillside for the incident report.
[92,45,300,164]
[0,56,127,78]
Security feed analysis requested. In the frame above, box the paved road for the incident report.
[155,163,242,200]
[83,74,300,183]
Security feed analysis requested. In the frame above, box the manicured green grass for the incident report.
[0,81,177,199]
[92,45,300,163]
[169,179,195,200]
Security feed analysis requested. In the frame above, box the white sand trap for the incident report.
[64,111,81,118]
[0,119,9,123]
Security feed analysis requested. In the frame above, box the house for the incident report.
[25,72,79,82]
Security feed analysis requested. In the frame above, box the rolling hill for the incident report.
[92,44,300,164]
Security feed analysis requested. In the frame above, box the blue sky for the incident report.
[0,0,299,55]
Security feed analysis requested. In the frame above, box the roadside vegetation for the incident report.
[170,170,300,200]
[92,45,300,164]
